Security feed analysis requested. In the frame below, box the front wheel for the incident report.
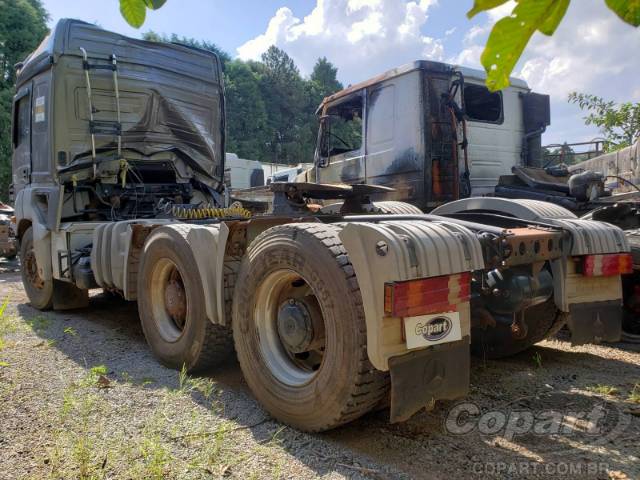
[233,223,388,432]
[20,227,54,310]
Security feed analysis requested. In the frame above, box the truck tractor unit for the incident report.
[298,60,632,354]
[10,21,630,431]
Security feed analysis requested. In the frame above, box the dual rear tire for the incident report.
[232,223,389,431]
[137,226,233,372]
[137,223,388,431]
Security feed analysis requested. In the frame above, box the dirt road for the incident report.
[1,262,639,479]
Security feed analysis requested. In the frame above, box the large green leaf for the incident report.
[605,0,640,26]
[144,0,167,10]
[467,0,511,19]
[538,0,570,35]
[120,0,147,28]
[480,0,568,91]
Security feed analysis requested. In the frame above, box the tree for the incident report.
[142,31,231,69]
[468,0,639,91]
[569,92,640,151]
[0,0,49,200]
[310,57,342,95]
[302,58,344,161]
[259,46,309,163]
[224,60,269,160]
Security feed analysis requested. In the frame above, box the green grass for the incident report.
[0,298,17,340]
[63,326,77,336]
[175,364,217,400]
[628,384,640,404]
[587,384,619,396]
[26,315,50,332]
[532,352,543,369]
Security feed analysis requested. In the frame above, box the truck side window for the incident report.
[13,96,30,147]
[464,84,503,123]
[326,96,363,156]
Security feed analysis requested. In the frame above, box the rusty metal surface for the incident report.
[503,227,564,265]
[317,61,453,113]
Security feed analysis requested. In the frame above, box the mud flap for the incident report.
[388,336,469,423]
[567,301,622,345]
[52,280,89,310]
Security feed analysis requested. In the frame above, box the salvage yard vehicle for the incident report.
[298,60,633,355]
[10,21,631,431]
[0,202,17,259]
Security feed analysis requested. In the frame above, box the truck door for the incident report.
[316,93,365,184]
[12,86,32,189]
[462,81,523,196]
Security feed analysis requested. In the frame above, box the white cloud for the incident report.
[236,0,442,82]
[238,0,639,144]
[447,0,640,143]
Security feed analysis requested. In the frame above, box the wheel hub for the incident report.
[277,299,317,354]
[164,273,186,328]
[24,250,44,290]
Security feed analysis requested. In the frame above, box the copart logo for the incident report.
[443,395,630,454]
[415,316,451,341]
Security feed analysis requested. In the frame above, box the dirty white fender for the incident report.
[339,220,484,370]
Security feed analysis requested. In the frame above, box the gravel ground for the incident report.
[1,258,639,480]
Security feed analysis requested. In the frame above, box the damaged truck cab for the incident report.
[300,61,630,356]
[10,22,630,432]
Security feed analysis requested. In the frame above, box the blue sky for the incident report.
[42,0,640,146]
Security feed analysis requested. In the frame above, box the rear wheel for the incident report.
[233,223,388,432]
[137,226,233,372]
[471,299,563,359]
[20,227,54,310]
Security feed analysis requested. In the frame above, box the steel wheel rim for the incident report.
[24,247,44,290]
[150,258,188,342]
[254,269,326,387]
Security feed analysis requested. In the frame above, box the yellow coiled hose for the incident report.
[170,203,252,220]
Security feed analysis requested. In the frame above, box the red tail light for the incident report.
[384,272,471,317]
[581,253,633,277]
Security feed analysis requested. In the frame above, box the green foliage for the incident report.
[0,0,49,201]
[586,384,620,395]
[119,0,166,28]
[606,0,640,25]
[224,60,269,160]
[119,0,146,28]
[469,0,640,91]
[471,0,569,91]
[259,46,310,163]
[568,92,640,150]
[141,31,231,68]
[145,34,342,164]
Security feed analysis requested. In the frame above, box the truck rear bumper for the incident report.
[567,300,622,345]
[388,336,469,423]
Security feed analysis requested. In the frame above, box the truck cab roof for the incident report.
[15,19,226,190]
[317,60,530,113]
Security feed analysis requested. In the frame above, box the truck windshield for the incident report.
[325,96,363,156]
